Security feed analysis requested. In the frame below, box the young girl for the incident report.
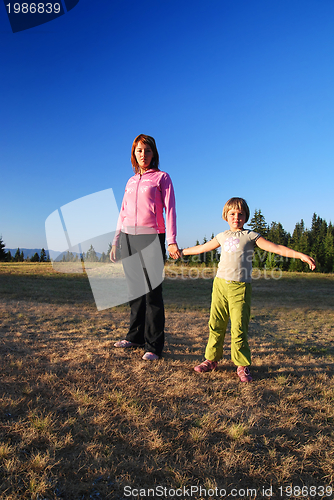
[181,197,316,382]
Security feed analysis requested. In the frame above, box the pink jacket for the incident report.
[114,169,177,245]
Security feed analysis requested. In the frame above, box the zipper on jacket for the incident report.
[134,173,142,234]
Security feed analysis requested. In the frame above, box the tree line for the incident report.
[1,211,333,272]
[0,240,49,263]
[59,245,111,263]
[248,210,334,273]
[0,239,111,264]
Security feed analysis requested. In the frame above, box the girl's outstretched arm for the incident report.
[182,238,220,256]
[256,237,316,270]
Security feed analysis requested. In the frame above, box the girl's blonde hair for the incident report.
[222,197,250,222]
[131,134,160,173]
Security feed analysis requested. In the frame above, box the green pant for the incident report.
[205,277,252,366]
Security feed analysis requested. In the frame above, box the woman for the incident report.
[110,134,180,360]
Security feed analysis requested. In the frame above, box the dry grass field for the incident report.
[0,263,333,500]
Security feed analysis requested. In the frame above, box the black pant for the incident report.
[121,233,166,356]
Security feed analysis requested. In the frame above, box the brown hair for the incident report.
[131,134,160,174]
[222,197,250,222]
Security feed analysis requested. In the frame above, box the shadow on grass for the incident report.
[0,272,95,305]
[1,267,334,498]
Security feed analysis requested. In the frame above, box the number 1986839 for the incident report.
[6,3,61,14]
[279,485,333,497]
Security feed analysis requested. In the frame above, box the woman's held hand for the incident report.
[168,243,181,260]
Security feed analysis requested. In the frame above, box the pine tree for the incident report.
[62,251,75,262]
[86,245,98,262]
[266,222,290,270]
[201,236,208,264]
[14,248,21,262]
[40,248,47,262]
[0,236,7,262]
[267,222,288,245]
[190,240,200,264]
[248,209,268,269]
[309,214,327,271]
[264,251,277,270]
[291,220,305,245]
[31,252,40,262]
[289,220,310,272]
[248,209,268,237]
[324,225,334,273]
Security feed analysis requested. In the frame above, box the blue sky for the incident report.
[1,0,334,252]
